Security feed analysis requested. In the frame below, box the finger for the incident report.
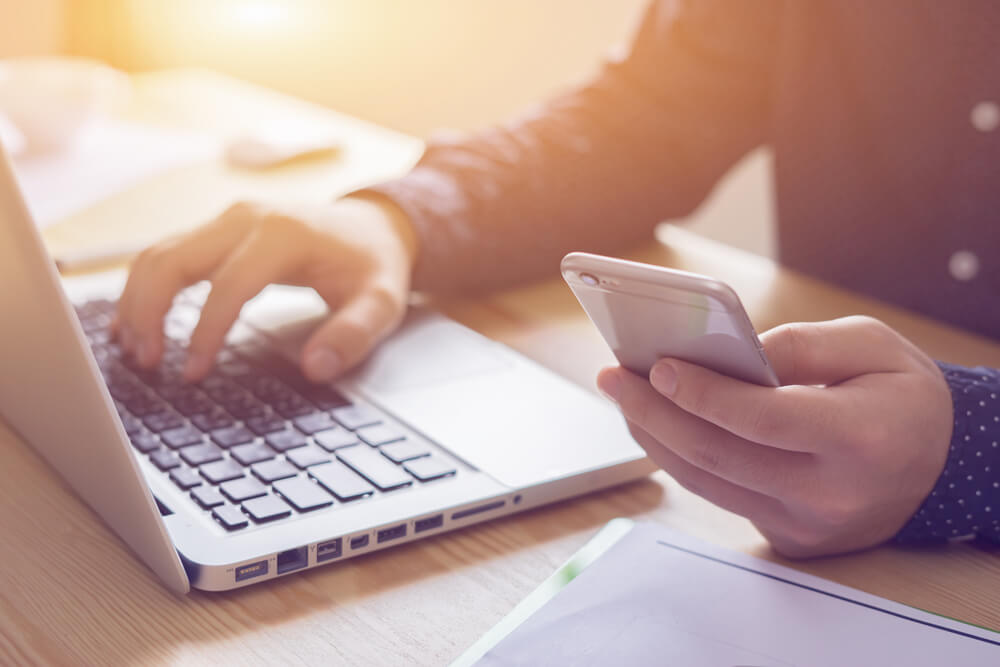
[300,286,404,382]
[599,366,813,493]
[625,421,790,528]
[183,232,294,380]
[116,204,253,367]
[760,316,914,386]
[645,357,840,452]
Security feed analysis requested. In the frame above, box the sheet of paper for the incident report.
[474,522,999,666]
[10,119,220,228]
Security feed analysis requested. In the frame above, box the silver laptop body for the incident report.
[0,147,652,593]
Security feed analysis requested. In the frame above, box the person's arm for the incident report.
[115,0,782,382]
[368,0,780,294]
[894,363,1000,545]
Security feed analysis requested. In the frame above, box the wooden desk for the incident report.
[2,70,998,665]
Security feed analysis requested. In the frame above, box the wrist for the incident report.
[342,191,420,268]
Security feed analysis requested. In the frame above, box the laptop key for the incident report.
[149,448,181,471]
[404,456,457,482]
[291,411,337,435]
[312,427,359,451]
[273,476,333,512]
[331,404,382,431]
[356,423,406,447]
[169,465,204,490]
[191,485,225,509]
[309,461,375,501]
[200,458,245,484]
[119,412,144,436]
[273,396,315,418]
[125,394,167,417]
[265,428,308,453]
[173,393,215,417]
[221,477,268,503]
[212,504,249,531]
[337,445,412,491]
[190,407,234,432]
[251,458,299,484]
[180,442,224,467]
[242,494,292,523]
[308,386,352,411]
[130,430,161,454]
[143,410,185,433]
[380,440,431,464]
[285,445,332,469]
[210,425,255,448]
[245,413,287,436]
[230,441,276,466]
[160,424,205,449]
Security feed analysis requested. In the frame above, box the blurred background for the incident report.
[0,0,773,256]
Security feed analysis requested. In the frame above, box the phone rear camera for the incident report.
[580,272,599,286]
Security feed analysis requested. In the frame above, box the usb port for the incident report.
[376,523,407,544]
[350,534,369,550]
[414,514,443,534]
[276,546,308,574]
[316,538,343,563]
[235,559,268,582]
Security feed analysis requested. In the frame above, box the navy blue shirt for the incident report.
[371,1,1000,543]
[897,364,1000,544]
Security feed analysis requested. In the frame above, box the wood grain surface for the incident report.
[1,71,996,666]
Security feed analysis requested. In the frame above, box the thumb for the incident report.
[761,315,912,386]
[300,287,404,382]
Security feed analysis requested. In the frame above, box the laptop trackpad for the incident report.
[353,312,642,489]
[350,310,514,392]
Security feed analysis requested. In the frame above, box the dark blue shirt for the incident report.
[372,1,1000,543]
[897,364,1000,544]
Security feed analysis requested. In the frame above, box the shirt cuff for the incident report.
[894,362,1000,545]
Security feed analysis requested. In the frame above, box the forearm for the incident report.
[367,1,779,294]
[895,363,1000,545]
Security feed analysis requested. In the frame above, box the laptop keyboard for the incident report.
[74,297,459,532]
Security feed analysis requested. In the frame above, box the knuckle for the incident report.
[851,419,892,457]
[136,244,171,270]
[327,319,372,360]
[742,396,779,443]
[223,200,259,220]
[258,211,307,239]
[770,521,830,558]
[767,322,820,375]
[364,284,406,327]
[691,443,723,474]
[812,494,859,532]
[682,381,714,420]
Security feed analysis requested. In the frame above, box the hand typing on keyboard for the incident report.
[113,194,417,382]
[77,297,460,531]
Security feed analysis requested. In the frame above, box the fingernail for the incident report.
[598,371,621,403]
[305,347,342,381]
[650,362,678,397]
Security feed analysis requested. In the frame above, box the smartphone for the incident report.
[561,252,780,387]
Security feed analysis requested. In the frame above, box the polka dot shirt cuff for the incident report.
[895,362,1000,545]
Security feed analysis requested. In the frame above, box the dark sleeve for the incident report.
[894,363,1000,545]
[366,0,780,294]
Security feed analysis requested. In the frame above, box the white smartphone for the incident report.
[561,252,780,387]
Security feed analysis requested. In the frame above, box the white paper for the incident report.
[477,522,1000,666]
[10,119,220,228]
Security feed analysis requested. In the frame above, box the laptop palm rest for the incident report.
[348,312,644,490]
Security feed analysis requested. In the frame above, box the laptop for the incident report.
[0,146,653,593]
